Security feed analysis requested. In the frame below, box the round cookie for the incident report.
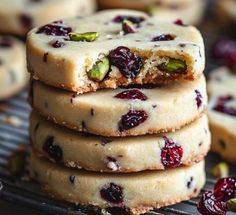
[208,67,236,164]
[0,0,97,36]
[30,152,206,215]
[30,112,210,172]
[0,36,27,100]
[98,0,205,25]
[31,75,207,137]
[27,9,205,93]
[216,0,236,29]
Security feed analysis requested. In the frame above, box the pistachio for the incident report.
[88,57,110,82]
[158,58,187,73]
[122,20,137,34]
[69,32,99,42]
[212,162,229,179]
[227,198,236,212]
[147,4,159,16]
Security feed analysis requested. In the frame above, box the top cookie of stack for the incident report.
[27,9,205,94]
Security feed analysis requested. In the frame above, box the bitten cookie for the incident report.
[30,152,205,215]
[31,75,207,137]
[30,112,210,172]
[26,9,205,93]
[208,67,236,163]
[98,0,205,25]
[0,0,96,36]
[0,36,27,100]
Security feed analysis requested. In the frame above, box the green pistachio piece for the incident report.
[227,199,236,212]
[147,4,159,16]
[88,57,110,82]
[122,20,137,34]
[212,162,229,179]
[158,58,187,73]
[7,149,26,176]
[69,32,99,42]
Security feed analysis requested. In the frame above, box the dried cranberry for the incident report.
[19,13,33,30]
[43,136,63,162]
[161,136,183,168]
[152,34,176,42]
[174,19,186,26]
[225,51,236,71]
[114,89,147,101]
[0,37,13,48]
[112,15,145,24]
[51,40,65,48]
[100,183,123,204]
[109,46,143,79]
[214,177,236,201]
[43,52,49,62]
[195,90,203,109]
[197,191,227,215]
[37,21,72,36]
[213,95,236,117]
[118,110,148,132]
[212,39,236,59]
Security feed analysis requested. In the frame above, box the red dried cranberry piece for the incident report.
[225,51,236,71]
[43,136,63,162]
[118,110,148,132]
[109,46,143,79]
[19,13,33,30]
[195,90,203,109]
[212,39,236,59]
[114,89,147,101]
[214,177,236,201]
[51,40,65,48]
[0,37,13,48]
[174,19,186,26]
[37,21,72,36]
[152,34,176,42]
[197,191,227,215]
[100,183,123,204]
[112,15,145,24]
[161,136,183,168]
[213,95,236,117]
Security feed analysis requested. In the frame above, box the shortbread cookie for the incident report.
[98,0,205,25]
[208,67,236,163]
[30,112,210,172]
[27,9,205,93]
[31,75,207,137]
[0,36,27,100]
[30,152,205,215]
[0,0,96,36]
[216,0,236,28]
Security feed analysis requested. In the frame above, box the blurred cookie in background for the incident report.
[97,0,206,25]
[216,0,236,34]
[0,0,97,36]
[208,67,236,164]
[0,36,27,100]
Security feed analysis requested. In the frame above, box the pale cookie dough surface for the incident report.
[27,9,205,93]
[0,36,27,100]
[30,152,205,215]
[31,75,207,137]
[30,112,210,172]
[98,0,205,25]
[208,67,236,164]
[0,0,97,36]
[217,0,236,23]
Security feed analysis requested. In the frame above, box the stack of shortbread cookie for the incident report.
[26,10,210,215]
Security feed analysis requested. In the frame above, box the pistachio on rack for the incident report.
[212,162,229,179]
